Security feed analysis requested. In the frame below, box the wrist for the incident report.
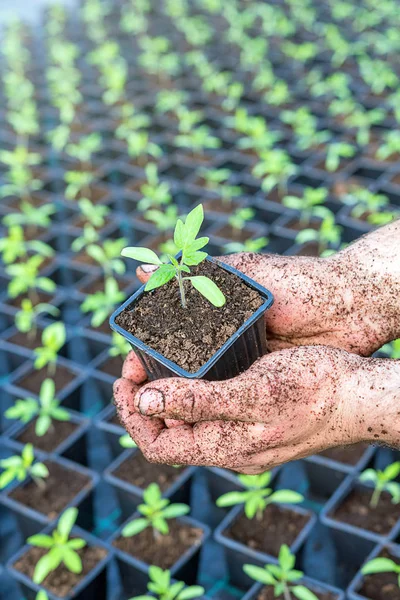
[344,358,400,448]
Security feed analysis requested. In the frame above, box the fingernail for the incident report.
[141,264,158,273]
[139,388,164,415]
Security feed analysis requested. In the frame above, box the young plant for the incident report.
[71,224,100,253]
[252,149,297,193]
[0,444,49,490]
[228,208,255,232]
[244,544,318,600]
[200,168,242,205]
[359,462,400,509]
[295,213,342,255]
[27,507,86,584]
[15,299,59,340]
[86,238,127,280]
[5,378,70,437]
[0,225,54,265]
[341,188,389,219]
[122,204,226,309]
[175,126,221,156]
[121,483,189,540]
[33,322,66,375]
[216,472,303,521]
[361,554,400,587]
[282,187,329,226]
[344,106,386,147]
[3,202,56,231]
[109,331,131,359]
[224,237,269,253]
[325,142,356,171]
[6,256,56,301]
[81,277,125,327]
[138,164,172,212]
[145,205,180,232]
[77,198,109,229]
[376,130,400,161]
[128,565,204,600]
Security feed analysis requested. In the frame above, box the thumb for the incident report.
[134,361,270,423]
[136,253,257,284]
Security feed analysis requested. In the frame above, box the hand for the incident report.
[114,346,400,473]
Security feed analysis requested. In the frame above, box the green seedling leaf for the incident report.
[121,247,162,264]
[190,276,226,307]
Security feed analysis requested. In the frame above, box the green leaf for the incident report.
[27,534,54,548]
[22,443,34,465]
[121,247,162,264]
[182,204,204,245]
[384,462,400,481]
[184,250,208,266]
[292,585,319,600]
[63,548,83,574]
[153,517,169,535]
[174,219,185,248]
[161,504,190,519]
[216,491,247,507]
[242,564,277,585]
[279,544,295,571]
[186,237,209,252]
[0,469,17,489]
[122,518,149,537]
[190,276,226,307]
[68,538,87,550]
[177,586,205,600]
[145,264,176,291]
[359,469,377,484]
[386,482,400,503]
[36,415,52,437]
[30,463,49,479]
[57,507,78,539]
[40,379,55,407]
[245,494,263,519]
[268,490,304,505]
[362,557,399,575]
[33,553,59,584]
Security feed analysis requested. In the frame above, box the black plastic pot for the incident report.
[347,542,400,600]
[6,523,110,600]
[243,575,345,600]
[110,256,274,381]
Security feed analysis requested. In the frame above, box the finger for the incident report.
[165,419,185,428]
[136,264,159,284]
[113,377,139,426]
[122,351,147,384]
[135,355,277,423]
[141,420,280,468]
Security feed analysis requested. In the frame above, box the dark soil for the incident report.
[15,419,78,453]
[71,252,98,267]
[15,364,76,394]
[116,261,263,372]
[99,355,124,378]
[6,329,43,350]
[257,586,338,600]
[203,197,241,214]
[212,225,255,242]
[113,519,203,569]
[225,505,310,557]
[294,242,321,257]
[359,549,400,600]
[112,451,184,491]
[319,443,369,465]
[286,219,320,232]
[8,291,54,309]
[10,461,91,519]
[332,487,400,535]
[79,276,131,296]
[13,543,107,597]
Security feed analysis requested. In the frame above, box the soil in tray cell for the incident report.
[15,364,76,394]
[257,587,338,600]
[319,443,369,465]
[331,487,400,535]
[15,418,78,453]
[116,261,263,373]
[113,519,203,569]
[13,544,107,597]
[10,460,91,519]
[224,504,310,557]
[112,450,185,492]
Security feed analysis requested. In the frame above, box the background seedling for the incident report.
[122,204,226,309]
[128,565,204,600]
[361,555,400,587]
[359,462,400,509]
[0,444,49,489]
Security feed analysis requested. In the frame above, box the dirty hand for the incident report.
[114,346,400,473]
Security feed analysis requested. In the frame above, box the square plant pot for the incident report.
[6,524,110,600]
[104,447,196,523]
[214,504,316,588]
[110,256,274,380]
[306,443,375,474]
[321,475,400,542]
[0,451,99,540]
[109,513,210,581]
[347,542,400,600]
[242,575,345,600]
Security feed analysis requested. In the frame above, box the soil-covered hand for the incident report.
[137,219,400,356]
[114,347,400,473]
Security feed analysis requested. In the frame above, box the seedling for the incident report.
[138,164,172,212]
[283,187,329,226]
[66,133,102,166]
[0,444,49,490]
[6,256,56,302]
[252,149,297,193]
[27,507,86,584]
[359,462,400,509]
[295,213,342,255]
[77,198,109,228]
[216,472,303,521]
[87,238,127,280]
[0,146,42,202]
[64,171,95,201]
[244,545,318,600]
[344,106,386,147]
[156,89,188,115]
[376,130,400,161]
[200,168,242,204]
[361,555,400,587]
[109,331,131,358]
[15,299,59,340]
[121,483,189,540]
[228,207,255,231]
[5,378,70,437]
[126,132,162,166]
[81,277,125,327]
[224,237,269,253]
[122,204,226,309]
[128,565,204,600]
[119,434,137,449]
[0,225,54,265]
[34,322,66,376]
[175,126,221,156]
[341,188,389,219]
[145,205,180,232]
[36,591,49,600]
[71,224,100,253]
[380,339,400,359]
[325,142,356,171]
[3,202,56,231]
